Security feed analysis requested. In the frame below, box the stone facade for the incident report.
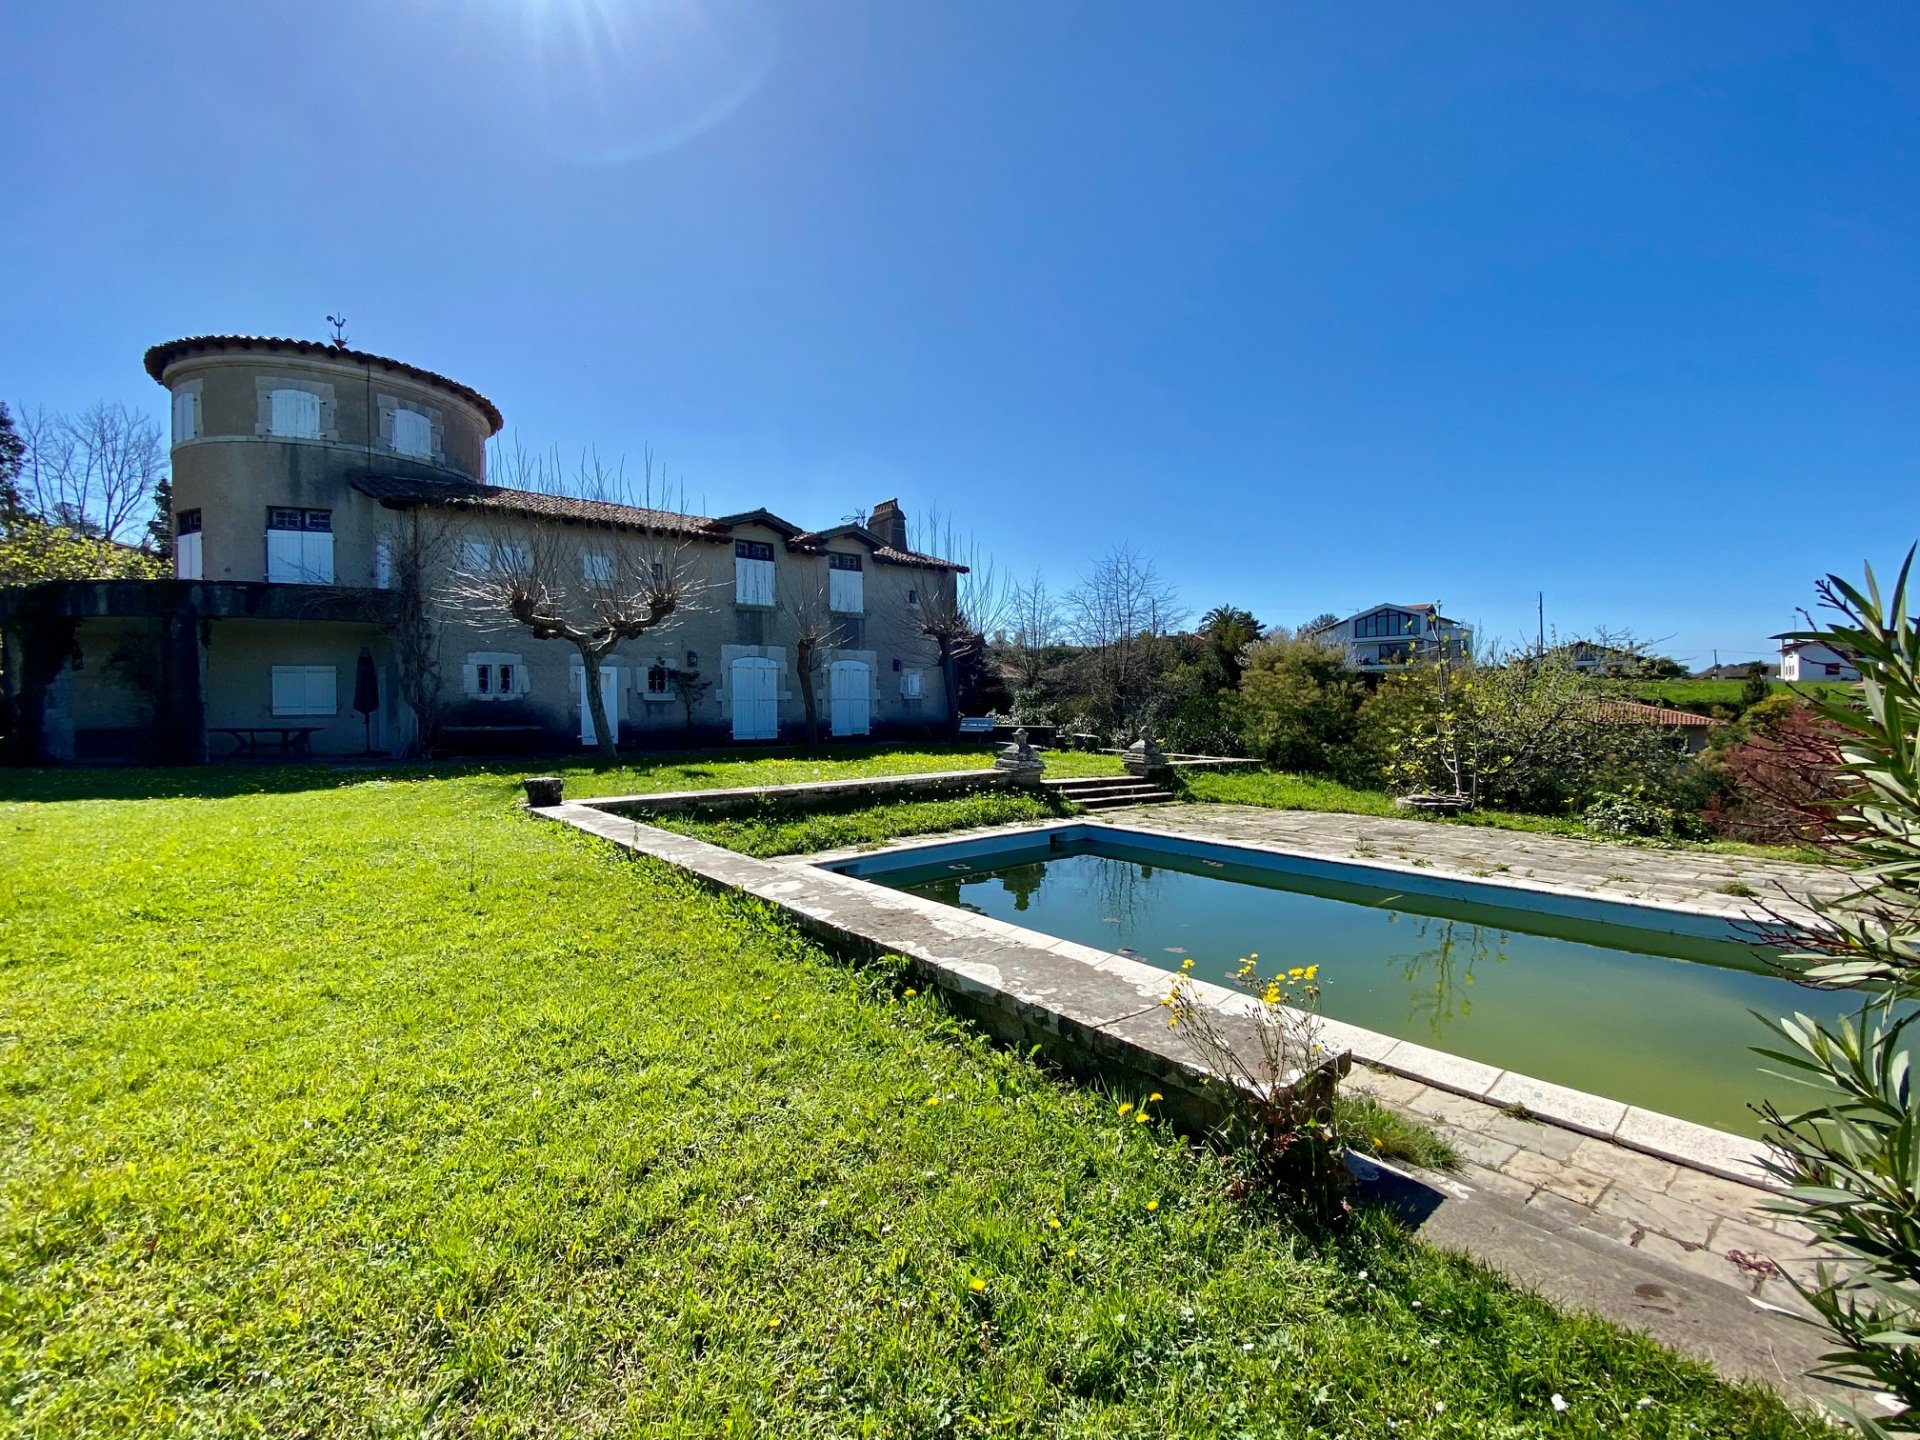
[0,336,964,763]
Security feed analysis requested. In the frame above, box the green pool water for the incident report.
[872,838,1854,1135]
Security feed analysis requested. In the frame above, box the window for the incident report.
[1354,609,1418,639]
[582,552,612,584]
[906,587,919,608]
[171,388,199,445]
[268,388,322,439]
[265,508,333,584]
[464,652,529,700]
[734,539,775,606]
[1825,662,1843,677]
[645,663,673,699]
[828,552,864,614]
[391,408,432,458]
[270,665,337,717]
[175,509,203,580]
[373,538,393,590]
[901,668,925,700]
[461,540,530,573]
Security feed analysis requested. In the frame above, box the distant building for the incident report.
[1306,603,1471,672]
[1694,661,1777,680]
[1775,637,1860,683]
[1593,699,1718,755]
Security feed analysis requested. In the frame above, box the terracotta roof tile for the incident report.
[351,474,725,538]
[1594,700,1717,728]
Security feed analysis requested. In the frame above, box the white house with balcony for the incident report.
[1776,637,1860,683]
[1308,603,1472,672]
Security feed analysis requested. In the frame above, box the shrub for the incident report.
[1753,552,1920,1432]
[1235,633,1363,774]
[1582,793,1678,838]
[1702,700,1852,845]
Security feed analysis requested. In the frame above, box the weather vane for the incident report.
[326,313,349,348]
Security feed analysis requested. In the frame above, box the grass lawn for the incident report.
[644,788,1077,858]
[1604,678,1850,714]
[0,766,1813,1436]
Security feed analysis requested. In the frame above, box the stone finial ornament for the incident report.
[1122,736,1172,782]
[992,726,1047,780]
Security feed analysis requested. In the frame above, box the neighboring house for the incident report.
[0,334,962,764]
[1307,603,1471,671]
[1694,662,1777,680]
[1593,699,1718,755]
[1775,637,1860,683]
[1551,640,1639,675]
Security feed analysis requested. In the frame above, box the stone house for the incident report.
[0,335,962,763]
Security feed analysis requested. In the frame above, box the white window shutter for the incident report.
[392,409,431,457]
[462,662,481,697]
[303,532,335,584]
[308,667,337,715]
[175,532,203,580]
[271,667,301,715]
[515,663,532,696]
[266,529,303,583]
[374,539,392,589]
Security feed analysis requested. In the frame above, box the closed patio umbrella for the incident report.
[352,648,379,755]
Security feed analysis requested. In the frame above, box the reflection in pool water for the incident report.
[873,838,1856,1136]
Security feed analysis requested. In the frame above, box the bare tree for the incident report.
[14,401,167,544]
[904,508,1013,739]
[779,575,850,746]
[1064,544,1186,741]
[449,447,702,758]
[1007,569,1061,693]
[387,509,456,757]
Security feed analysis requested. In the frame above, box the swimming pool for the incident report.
[838,828,1842,1136]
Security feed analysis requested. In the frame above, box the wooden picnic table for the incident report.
[211,726,322,756]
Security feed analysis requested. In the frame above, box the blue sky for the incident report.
[4,2,1916,666]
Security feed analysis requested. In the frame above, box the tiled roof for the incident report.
[144,335,504,433]
[351,474,725,538]
[788,523,966,573]
[1594,700,1717,728]
[352,474,967,569]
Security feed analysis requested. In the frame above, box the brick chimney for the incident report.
[869,497,908,550]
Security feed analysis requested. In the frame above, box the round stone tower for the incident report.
[144,335,503,585]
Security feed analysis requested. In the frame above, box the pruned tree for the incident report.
[13,401,167,544]
[449,447,702,758]
[904,509,1012,739]
[1064,544,1186,742]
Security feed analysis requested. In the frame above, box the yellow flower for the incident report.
[903,987,917,998]
[1148,1092,1163,1103]
[1305,965,1319,980]
[1134,1112,1149,1125]
[1117,1102,1133,1117]
[1047,1217,1062,1230]
[768,1316,781,1329]
[1180,957,1195,971]
[925,1096,941,1107]
[1145,1199,1160,1212]
[968,1277,987,1293]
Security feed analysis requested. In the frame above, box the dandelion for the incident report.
[1117,1102,1133,1117]
[1145,1199,1159,1212]
[925,1096,941,1107]
[903,987,917,998]
[968,1277,987,1293]
[1180,957,1195,971]
[768,1317,781,1330]
[1148,1092,1162,1103]
[1134,1112,1149,1125]
[1047,1217,1062,1230]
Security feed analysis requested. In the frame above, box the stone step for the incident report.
[1075,791,1175,810]
[1054,781,1161,797]
[1048,777,1160,794]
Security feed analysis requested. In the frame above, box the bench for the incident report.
[212,726,322,757]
